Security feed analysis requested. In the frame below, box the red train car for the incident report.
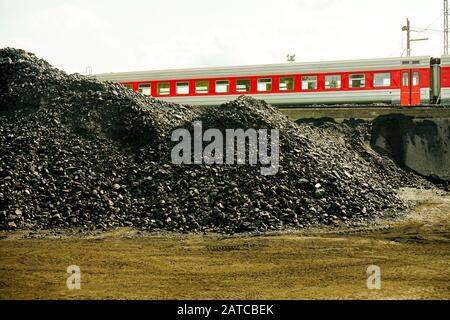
[96,56,441,106]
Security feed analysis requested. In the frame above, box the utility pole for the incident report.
[445,0,449,55]
[402,18,428,56]
[402,18,411,56]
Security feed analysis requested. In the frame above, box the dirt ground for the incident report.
[0,187,449,300]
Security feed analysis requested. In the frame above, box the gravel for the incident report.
[0,48,424,233]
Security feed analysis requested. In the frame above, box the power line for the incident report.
[410,12,443,38]
[411,28,441,33]
[411,12,443,35]
[421,13,443,31]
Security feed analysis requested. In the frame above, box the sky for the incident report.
[0,0,446,74]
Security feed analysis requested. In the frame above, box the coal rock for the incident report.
[0,47,428,233]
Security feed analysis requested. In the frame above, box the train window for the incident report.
[412,72,420,86]
[301,76,317,90]
[236,79,251,92]
[157,82,170,95]
[402,72,409,86]
[122,83,133,90]
[138,83,151,95]
[176,82,189,94]
[195,81,209,94]
[257,78,272,92]
[325,75,341,89]
[349,74,365,88]
[215,80,229,93]
[374,73,391,87]
[279,77,294,91]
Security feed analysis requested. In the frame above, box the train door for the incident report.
[400,69,421,106]
[411,70,421,105]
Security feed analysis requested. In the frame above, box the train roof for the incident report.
[440,55,450,66]
[95,56,432,82]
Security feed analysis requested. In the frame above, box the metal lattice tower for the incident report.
[445,0,449,55]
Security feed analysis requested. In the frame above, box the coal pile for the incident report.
[295,118,430,189]
[0,48,418,233]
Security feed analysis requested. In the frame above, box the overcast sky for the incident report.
[0,0,445,74]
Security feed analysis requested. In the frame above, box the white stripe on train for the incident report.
[152,89,421,106]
